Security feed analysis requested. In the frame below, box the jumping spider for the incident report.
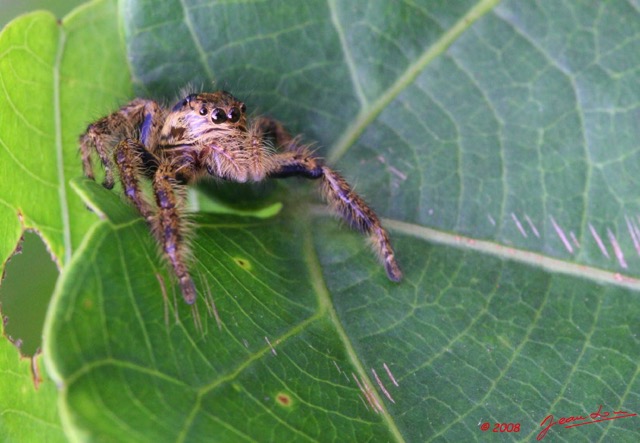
[80,90,402,304]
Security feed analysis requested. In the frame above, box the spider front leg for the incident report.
[152,161,197,304]
[113,140,195,303]
[80,98,163,188]
[267,149,403,282]
[113,138,155,221]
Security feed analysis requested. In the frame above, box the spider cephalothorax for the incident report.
[80,90,402,304]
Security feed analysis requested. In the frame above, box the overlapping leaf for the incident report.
[0,0,132,268]
[0,0,130,438]
[33,0,640,441]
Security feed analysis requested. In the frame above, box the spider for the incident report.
[80,90,402,304]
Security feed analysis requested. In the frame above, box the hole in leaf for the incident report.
[234,257,252,271]
[0,231,59,356]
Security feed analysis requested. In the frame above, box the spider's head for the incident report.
[178,90,246,125]
[162,91,248,145]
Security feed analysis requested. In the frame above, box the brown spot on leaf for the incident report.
[31,351,42,390]
[276,393,292,407]
[234,257,252,271]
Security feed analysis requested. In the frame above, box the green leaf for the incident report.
[0,0,132,269]
[41,0,640,442]
[0,320,65,442]
[0,0,131,439]
[46,179,397,442]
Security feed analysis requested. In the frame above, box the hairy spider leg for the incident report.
[113,138,155,220]
[113,139,196,303]
[322,166,402,281]
[254,116,295,149]
[152,163,197,304]
[82,98,197,304]
[257,117,402,281]
[80,99,163,189]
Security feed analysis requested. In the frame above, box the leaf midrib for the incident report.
[302,221,406,442]
[384,217,640,290]
[54,21,72,265]
[327,0,502,164]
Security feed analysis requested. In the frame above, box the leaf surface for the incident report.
[0,0,132,269]
[0,0,130,439]
[0,320,65,442]
[45,1,640,442]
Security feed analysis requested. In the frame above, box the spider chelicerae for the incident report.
[80,90,402,304]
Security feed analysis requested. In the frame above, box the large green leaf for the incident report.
[0,0,130,439]
[0,0,132,267]
[40,0,640,442]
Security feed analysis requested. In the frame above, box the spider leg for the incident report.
[152,161,197,304]
[267,150,402,282]
[80,117,122,188]
[253,116,295,150]
[253,116,401,280]
[113,138,156,220]
[113,140,196,303]
[80,99,163,189]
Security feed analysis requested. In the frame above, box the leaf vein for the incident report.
[302,224,406,442]
[327,0,502,163]
[326,0,367,108]
[178,0,214,80]
[54,26,73,264]
[384,217,640,290]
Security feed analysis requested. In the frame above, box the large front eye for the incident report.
[211,108,227,124]
[227,107,241,123]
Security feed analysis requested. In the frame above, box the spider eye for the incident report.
[199,107,208,116]
[240,103,247,113]
[211,108,227,124]
[227,107,241,123]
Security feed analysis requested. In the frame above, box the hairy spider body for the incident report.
[81,91,402,304]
